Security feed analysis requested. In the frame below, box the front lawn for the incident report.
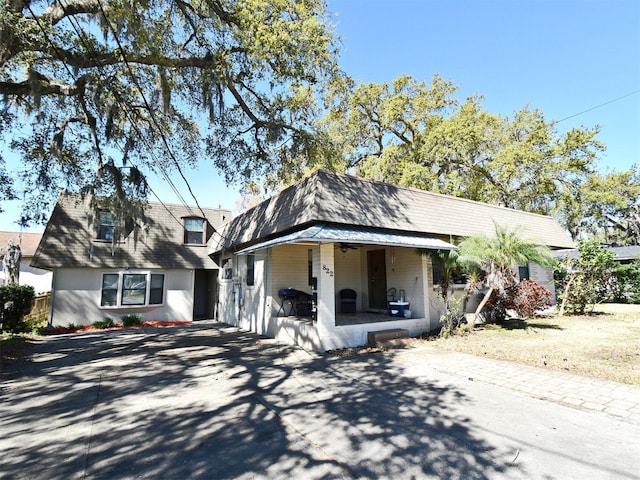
[423,304,640,385]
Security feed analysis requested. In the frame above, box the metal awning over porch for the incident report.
[234,224,457,255]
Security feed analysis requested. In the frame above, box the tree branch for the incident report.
[40,0,102,25]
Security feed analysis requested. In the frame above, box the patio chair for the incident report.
[387,288,396,315]
[339,289,357,314]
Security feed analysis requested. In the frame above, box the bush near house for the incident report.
[555,240,617,315]
[504,279,553,318]
[92,318,115,329]
[610,261,640,304]
[0,285,36,334]
[121,314,142,327]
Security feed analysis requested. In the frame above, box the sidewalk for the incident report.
[392,344,640,426]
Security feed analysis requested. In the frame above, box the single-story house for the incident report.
[554,245,640,265]
[31,193,231,327]
[209,169,575,352]
[0,232,52,293]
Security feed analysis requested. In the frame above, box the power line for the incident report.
[51,0,192,226]
[24,3,234,247]
[554,89,640,124]
[94,0,211,220]
[27,1,198,231]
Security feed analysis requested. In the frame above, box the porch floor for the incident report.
[336,311,413,326]
[276,312,416,326]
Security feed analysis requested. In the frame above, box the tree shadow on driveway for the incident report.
[0,322,521,479]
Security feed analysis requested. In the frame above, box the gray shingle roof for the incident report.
[32,193,231,269]
[211,169,575,253]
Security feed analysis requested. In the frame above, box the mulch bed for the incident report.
[44,321,192,335]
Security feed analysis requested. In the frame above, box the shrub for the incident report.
[505,279,553,318]
[0,284,36,334]
[121,314,142,327]
[92,317,115,329]
[555,240,617,314]
[610,261,640,304]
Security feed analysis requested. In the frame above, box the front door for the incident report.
[367,249,387,310]
[193,269,217,320]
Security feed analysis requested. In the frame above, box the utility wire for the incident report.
[94,0,210,221]
[28,0,197,231]
[60,0,233,246]
[51,0,192,228]
[554,89,640,124]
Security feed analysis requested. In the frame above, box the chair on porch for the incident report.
[339,289,357,314]
[386,288,397,315]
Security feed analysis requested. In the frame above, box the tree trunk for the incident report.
[559,273,575,316]
[473,286,494,324]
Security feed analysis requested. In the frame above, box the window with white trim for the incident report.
[100,272,165,307]
[184,217,206,245]
[246,255,255,287]
[222,258,233,280]
[97,211,115,240]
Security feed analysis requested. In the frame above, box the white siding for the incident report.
[334,247,362,311]
[50,268,194,326]
[270,244,314,316]
[0,259,52,294]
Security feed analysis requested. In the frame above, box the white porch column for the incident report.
[421,253,435,330]
[316,243,336,347]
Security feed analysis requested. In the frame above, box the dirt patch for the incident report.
[0,335,38,369]
[419,304,640,385]
[327,345,385,357]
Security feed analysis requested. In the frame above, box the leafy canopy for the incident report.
[302,74,640,243]
[0,0,340,223]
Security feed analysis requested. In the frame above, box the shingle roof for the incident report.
[0,232,43,257]
[32,193,232,269]
[211,169,575,254]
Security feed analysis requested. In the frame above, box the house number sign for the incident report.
[322,264,334,277]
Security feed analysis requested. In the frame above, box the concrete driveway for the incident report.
[1,321,639,479]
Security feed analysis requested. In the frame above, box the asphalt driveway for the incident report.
[1,321,638,479]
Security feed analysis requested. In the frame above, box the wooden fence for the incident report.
[23,292,51,326]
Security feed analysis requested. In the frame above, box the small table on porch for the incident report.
[388,301,410,318]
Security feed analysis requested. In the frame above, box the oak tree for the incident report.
[0,0,339,223]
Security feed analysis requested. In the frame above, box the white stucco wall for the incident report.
[0,259,52,294]
[49,268,195,327]
[217,244,443,351]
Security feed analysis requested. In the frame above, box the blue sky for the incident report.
[1,0,638,232]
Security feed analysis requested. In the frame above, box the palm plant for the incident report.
[459,224,555,323]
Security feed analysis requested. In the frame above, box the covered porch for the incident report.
[235,224,455,351]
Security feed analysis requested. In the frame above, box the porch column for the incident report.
[316,243,336,335]
[421,254,434,329]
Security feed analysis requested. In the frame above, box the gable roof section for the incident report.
[0,232,43,257]
[211,169,574,254]
[32,193,231,269]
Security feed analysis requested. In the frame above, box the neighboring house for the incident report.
[554,245,640,265]
[31,193,231,327]
[209,169,575,352]
[0,231,52,294]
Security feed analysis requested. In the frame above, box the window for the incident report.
[246,255,255,286]
[122,274,147,305]
[101,274,119,306]
[149,274,164,304]
[184,217,206,245]
[100,272,165,307]
[97,211,115,240]
[518,264,530,281]
[222,258,233,280]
